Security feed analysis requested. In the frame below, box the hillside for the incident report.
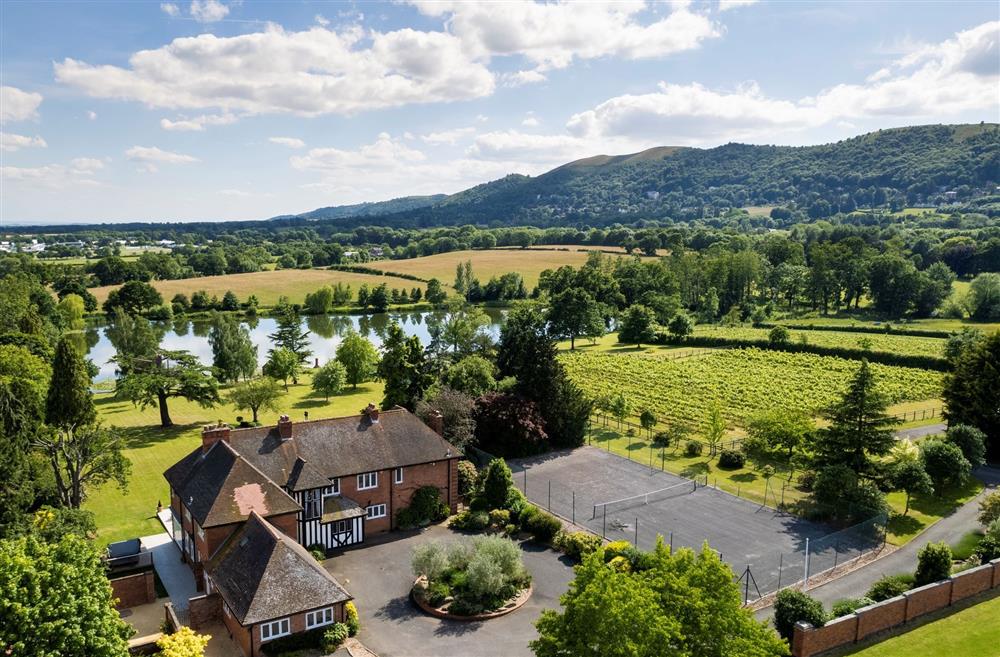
[279,194,446,222]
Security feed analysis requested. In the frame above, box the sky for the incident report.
[1,0,998,225]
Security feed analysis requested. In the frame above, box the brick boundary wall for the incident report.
[188,593,222,630]
[110,571,156,610]
[792,558,1000,657]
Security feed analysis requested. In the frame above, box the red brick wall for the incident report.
[188,593,222,629]
[903,581,951,620]
[221,600,252,657]
[389,460,453,529]
[269,512,299,540]
[792,559,1000,657]
[950,563,993,602]
[855,596,906,641]
[110,570,155,609]
[239,603,346,657]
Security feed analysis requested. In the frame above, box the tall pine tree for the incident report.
[813,359,899,475]
[46,336,96,429]
[267,301,312,364]
[377,322,432,411]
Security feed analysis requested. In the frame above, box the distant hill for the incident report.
[273,194,446,222]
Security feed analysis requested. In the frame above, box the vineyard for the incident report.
[560,348,943,428]
[692,325,948,358]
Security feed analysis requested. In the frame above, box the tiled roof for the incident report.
[208,512,352,624]
[227,408,458,491]
[164,441,301,528]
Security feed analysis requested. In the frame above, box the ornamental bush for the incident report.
[866,574,913,601]
[524,509,561,543]
[773,588,827,640]
[553,531,602,561]
[717,449,745,469]
[914,542,952,586]
[345,601,359,636]
[685,440,703,457]
[156,626,211,657]
[457,460,478,497]
[831,597,874,618]
[449,510,490,531]
[322,623,350,652]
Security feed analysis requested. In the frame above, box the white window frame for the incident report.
[260,618,290,642]
[303,489,321,520]
[394,467,403,484]
[326,478,340,495]
[366,504,387,519]
[357,471,378,490]
[335,519,347,534]
[305,606,334,630]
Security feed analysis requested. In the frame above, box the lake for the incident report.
[83,308,506,382]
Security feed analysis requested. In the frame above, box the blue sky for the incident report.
[1,0,998,224]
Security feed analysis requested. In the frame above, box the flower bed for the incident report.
[411,535,532,619]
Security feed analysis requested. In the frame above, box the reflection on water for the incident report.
[86,308,505,381]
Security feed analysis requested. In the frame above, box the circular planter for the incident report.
[411,577,533,621]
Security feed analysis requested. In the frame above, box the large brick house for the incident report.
[162,404,460,654]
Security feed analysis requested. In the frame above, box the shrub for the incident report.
[504,523,518,537]
[396,507,418,529]
[866,574,913,602]
[481,458,515,510]
[412,542,449,580]
[449,510,490,532]
[553,531,602,561]
[684,440,703,457]
[603,540,632,562]
[773,589,827,640]
[409,486,445,524]
[717,449,745,469]
[914,542,952,586]
[426,580,452,606]
[652,431,672,448]
[489,509,511,532]
[155,626,210,657]
[946,424,987,469]
[261,627,325,655]
[974,520,1000,564]
[307,543,326,561]
[978,491,1000,526]
[524,509,561,543]
[322,623,350,652]
[921,439,971,491]
[345,601,359,637]
[448,597,483,616]
[457,460,478,497]
[796,470,817,492]
[831,597,874,618]
[516,502,539,528]
[769,325,790,345]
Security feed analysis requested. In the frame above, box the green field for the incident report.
[355,248,633,290]
[561,348,942,429]
[776,314,1000,334]
[91,268,424,306]
[691,325,948,358]
[86,371,386,545]
[835,593,1000,656]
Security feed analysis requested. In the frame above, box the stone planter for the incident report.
[411,576,533,621]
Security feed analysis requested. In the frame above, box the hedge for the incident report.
[653,333,950,371]
[756,322,952,339]
[328,264,428,282]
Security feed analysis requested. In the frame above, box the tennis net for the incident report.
[592,478,700,519]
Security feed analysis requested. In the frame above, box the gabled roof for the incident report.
[227,408,458,491]
[164,440,301,528]
[208,512,352,625]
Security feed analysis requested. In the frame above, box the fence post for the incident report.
[634,517,638,546]
[833,540,840,569]
[804,538,810,588]
[548,480,552,512]
[669,531,673,553]
[777,552,783,590]
[523,468,527,496]
[602,505,607,540]
[627,433,632,458]
[572,491,575,525]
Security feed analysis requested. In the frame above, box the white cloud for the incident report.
[1,132,47,152]
[502,70,547,86]
[160,113,237,131]
[86,110,98,120]
[420,127,476,145]
[71,157,105,172]
[718,0,758,11]
[54,24,495,116]
[160,2,179,17]
[269,137,306,149]
[468,130,590,162]
[567,21,1000,145]
[314,14,330,27]
[291,133,426,172]
[1,86,43,122]
[190,0,229,23]
[125,146,199,172]
[521,116,540,127]
[1,159,103,188]
[411,1,720,71]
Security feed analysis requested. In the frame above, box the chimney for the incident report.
[277,414,293,440]
[202,422,230,453]
[427,409,444,437]
[364,403,380,424]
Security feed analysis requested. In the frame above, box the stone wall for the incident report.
[110,570,156,610]
[792,558,1000,657]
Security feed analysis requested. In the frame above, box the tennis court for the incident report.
[507,446,882,598]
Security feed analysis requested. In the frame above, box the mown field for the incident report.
[561,348,943,429]
[91,268,424,306]
[355,248,632,289]
[691,325,949,358]
[776,314,1000,334]
[835,592,1000,656]
[86,372,386,545]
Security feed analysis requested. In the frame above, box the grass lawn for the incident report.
[90,268,424,306]
[354,248,634,290]
[837,592,1000,657]
[949,529,986,561]
[86,370,386,545]
[585,423,980,546]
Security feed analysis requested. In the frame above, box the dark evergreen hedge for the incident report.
[756,322,952,339]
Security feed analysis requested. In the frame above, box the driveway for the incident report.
[324,524,576,657]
